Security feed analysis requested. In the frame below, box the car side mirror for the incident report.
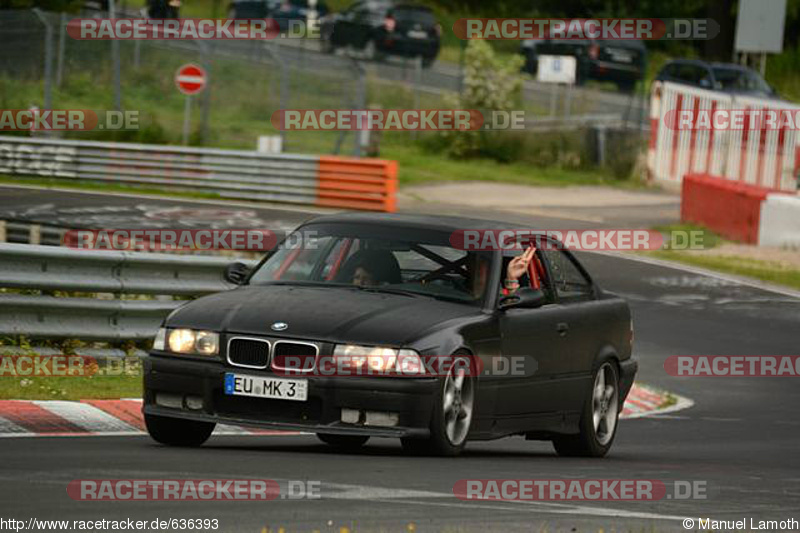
[498,287,546,311]
[224,262,250,285]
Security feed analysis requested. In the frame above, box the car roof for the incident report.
[663,59,757,73]
[301,212,521,233]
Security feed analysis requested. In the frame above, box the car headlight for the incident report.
[155,328,219,356]
[333,344,422,375]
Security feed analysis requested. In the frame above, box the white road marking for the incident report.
[318,480,689,522]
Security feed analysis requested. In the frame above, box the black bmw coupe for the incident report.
[143,213,637,457]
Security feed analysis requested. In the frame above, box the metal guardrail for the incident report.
[0,135,320,204]
[0,136,398,211]
[0,243,257,340]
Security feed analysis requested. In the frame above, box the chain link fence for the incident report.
[0,8,375,155]
[1,8,646,161]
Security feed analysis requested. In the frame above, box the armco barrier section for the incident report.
[649,82,799,192]
[0,136,397,212]
[0,243,256,340]
[681,173,770,244]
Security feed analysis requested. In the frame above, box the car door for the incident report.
[495,249,571,421]
[539,247,600,415]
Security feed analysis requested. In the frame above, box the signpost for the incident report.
[175,64,208,145]
[537,55,577,118]
[734,0,786,76]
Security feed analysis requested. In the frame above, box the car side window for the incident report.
[672,63,709,86]
[541,250,593,302]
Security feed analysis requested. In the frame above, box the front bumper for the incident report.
[143,353,437,438]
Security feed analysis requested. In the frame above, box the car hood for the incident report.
[166,284,479,346]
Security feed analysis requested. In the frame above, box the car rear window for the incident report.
[391,7,436,26]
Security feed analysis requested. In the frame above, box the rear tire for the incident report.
[553,360,619,457]
[145,414,215,447]
[317,433,369,450]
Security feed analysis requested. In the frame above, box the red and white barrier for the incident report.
[649,82,799,192]
[681,173,798,246]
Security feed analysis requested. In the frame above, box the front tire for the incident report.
[553,360,620,457]
[402,353,475,456]
[317,433,369,450]
[145,414,215,447]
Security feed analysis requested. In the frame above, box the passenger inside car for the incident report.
[338,249,402,287]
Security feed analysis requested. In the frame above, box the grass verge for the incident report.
[0,375,142,401]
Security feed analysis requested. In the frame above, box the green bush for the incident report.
[437,40,524,159]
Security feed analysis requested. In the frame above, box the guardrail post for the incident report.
[198,40,213,145]
[352,58,366,157]
[28,225,41,245]
[56,12,66,87]
[31,9,54,111]
[109,0,122,111]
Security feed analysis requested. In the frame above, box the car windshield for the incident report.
[248,225,492,305]
[712,67,772,94]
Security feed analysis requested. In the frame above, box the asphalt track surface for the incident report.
[1,187,799,532]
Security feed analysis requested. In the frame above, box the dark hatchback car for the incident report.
[521,38,646,92]
[654,59,778,99]
[143,214,637,457]
[228,0,329,31]
[320,1,441,67]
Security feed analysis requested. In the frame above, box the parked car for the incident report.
[228,0,328,31]
[320,1,441,67]
[521,38,646,92]
[271,0,329,32]
[143,213,637,457]
[147,0,180,18]
[228,0,271,19]
[654,59,778,98]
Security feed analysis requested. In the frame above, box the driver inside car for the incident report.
[467,245,536,299]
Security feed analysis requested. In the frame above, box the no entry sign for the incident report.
[175,64,207,96]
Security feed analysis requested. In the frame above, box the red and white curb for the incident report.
[621,383,694,419]
[0,399,300,438]
[0,384,691,438]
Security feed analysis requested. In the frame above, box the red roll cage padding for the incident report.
[273,245,304,280]
[325,238,353,281]
[526,247,545,290]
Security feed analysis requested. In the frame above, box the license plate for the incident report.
[224,373,307,402]
[407,30,427,39]
[608,50,633,63]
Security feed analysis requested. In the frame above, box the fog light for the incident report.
[341,408,360,424]
[185,395,203,410]
[365,411,399,427]
[155,393,183,409]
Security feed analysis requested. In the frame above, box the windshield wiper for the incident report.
[347,285,421,298]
